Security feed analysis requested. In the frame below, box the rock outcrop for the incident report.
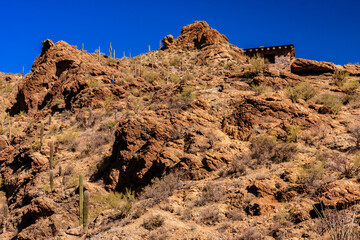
[10,39,124,116]
[162,21,229,50]
[291,58,337,75]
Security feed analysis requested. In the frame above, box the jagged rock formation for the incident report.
[162,21,229,50]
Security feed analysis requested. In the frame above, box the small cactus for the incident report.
[113,49,116,59]
[58,165,62,177]
[48,115,52,126]
[79,174,84,225]
[83,190,90,232]
[82,43,84,51]
[148,45,151,52]
[50,170,54,191]
[98,46,101,60]
[49,141,54,169]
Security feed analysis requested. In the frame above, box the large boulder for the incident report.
[291,58,336,75]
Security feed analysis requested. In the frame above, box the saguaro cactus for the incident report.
[113,49,116,59]
[50,170,54,191]
[58,165,62,177]
[8,115,11,141]
[49,141,54,169]
[83,190,90,231]
[109,42,112,58]
[79,174,84,225]
[40,122,44,149]
[2,204,8,232]
[48,115,52,126]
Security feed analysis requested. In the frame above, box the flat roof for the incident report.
[243,44,294,52]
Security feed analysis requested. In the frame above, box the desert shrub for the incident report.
[169,56,181,66]
[250,134,297,164]
[179,87,196,102]
[139,171,184,206]
[287,82,316,103]
[198,206,222,225]
[297,160,324,187]
[0,127,6,135]
[251,83,272,96]
[350,126,360,149]
[104,94,114,110]
[169,73,181,84]
[343,78,359,94]
[219,155,248,177]
[247,54,265,75]
[88,78,102,87]
[143,71,160,83]
[183,71,194,82]
[56,127,79,145]
[315,207,358,240]
[285,124,301,143]
[316,94,343,114]
[325,151,360,178]
[333,70,349,87]
[91,189,136,220]
[142,214,164,230]
[195,182,225,206]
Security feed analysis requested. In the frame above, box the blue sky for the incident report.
[1,0,359,73]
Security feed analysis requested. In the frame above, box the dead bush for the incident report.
[315,206,359,240]
[195,182,225,206]
[219,155,248,177]
[198,205,222,225]
[349,126,360,149]
[139,171,184,206]
[142,214,164,231]
[250,134,297,165]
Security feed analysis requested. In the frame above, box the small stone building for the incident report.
[243,44,295,69]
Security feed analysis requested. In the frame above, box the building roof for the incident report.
[243,44,294,53]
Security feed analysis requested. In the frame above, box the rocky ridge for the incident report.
[0,21,359,239]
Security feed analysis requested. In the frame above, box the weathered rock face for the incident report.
[291,58,336,75]
[162,21,229,50]
[343,63,360,76]
[222,96,319,141]
[10,39,124,116]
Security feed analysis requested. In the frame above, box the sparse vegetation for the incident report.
[287,82,316,102]
[316,93,343,114]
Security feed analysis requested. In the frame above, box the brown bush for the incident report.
[195,182,225,206]
[139,171,184,206]
[250,134,297,165]
[142,214,164,230]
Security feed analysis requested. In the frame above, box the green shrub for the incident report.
[169,74,181,84]
[287,82,316,103]
[180,87,196,102]
[333,70,349,87]
[316,94,343,114]
[251,83,272,96]
[247,54,265,75]
[169,56,181,66]
[143,71,160,83]
[88,78,102,88]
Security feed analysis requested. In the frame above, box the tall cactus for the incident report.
[49,141,54,169]
[50,170,54,191]
[79,174,84,225]
[40,122,44,149]
[58,165,62,177]
[98,46,101,60]
[109,42,112,58]
[2,204,8,232]
[113,49,116,59]
[83,190,90,232]
[8,115,11,141]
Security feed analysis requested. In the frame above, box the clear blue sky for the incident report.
[1,0,359,74]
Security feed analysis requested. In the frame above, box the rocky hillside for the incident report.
[0,21,360,239]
